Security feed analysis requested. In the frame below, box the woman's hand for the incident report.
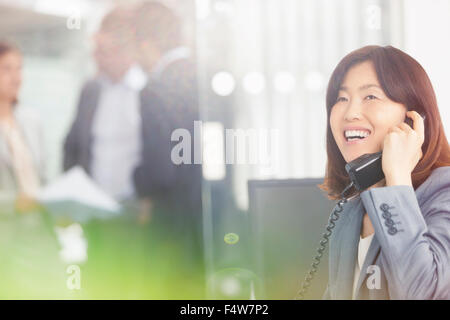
[15,192,40,213]
[382,111,425,187]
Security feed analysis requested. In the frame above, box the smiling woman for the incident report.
[317,45,450,300]
[330,60,407,162]
[320,45,450,201]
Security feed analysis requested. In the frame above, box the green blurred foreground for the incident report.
[0,207,205,299]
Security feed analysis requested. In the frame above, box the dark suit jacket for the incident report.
[134,58,202,223]
[63,58,202,222]
[63,79,101,175]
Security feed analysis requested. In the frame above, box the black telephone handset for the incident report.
[295,112,426,299]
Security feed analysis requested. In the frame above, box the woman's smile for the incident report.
[343,126,372,145]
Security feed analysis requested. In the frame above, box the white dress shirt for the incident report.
[352,233,375,299]
[90,65,147,201]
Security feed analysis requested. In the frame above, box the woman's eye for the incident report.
[365,95,377,100]
[336,97,347,102]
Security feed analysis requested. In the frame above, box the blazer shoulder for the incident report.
[78,78,101,101]
[14,107,41,130]
[75,78,102,112]
[418,166,450,203]
[82,78,102,92]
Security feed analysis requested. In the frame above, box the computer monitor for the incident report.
[248,178,335,299]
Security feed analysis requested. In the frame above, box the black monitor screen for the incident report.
[248,178,335,299]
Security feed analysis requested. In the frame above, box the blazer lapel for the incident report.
[329,196,364,299]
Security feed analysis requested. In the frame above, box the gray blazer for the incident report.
[0,108,46,212]
[323,165,450,299]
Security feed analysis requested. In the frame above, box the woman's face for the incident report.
[0,51,22,103]
[330,60,407,163]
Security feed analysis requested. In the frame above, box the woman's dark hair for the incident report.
[0,41,19,58]
[0,41,21,106]
[319,45,450,200]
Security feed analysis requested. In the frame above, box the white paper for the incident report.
[38,166,120,212]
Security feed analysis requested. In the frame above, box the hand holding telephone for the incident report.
[295,112,426,299]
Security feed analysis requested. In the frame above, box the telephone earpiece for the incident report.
[405,112,426,129]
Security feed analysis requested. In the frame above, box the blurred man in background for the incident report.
[62,5,151,298]
[63,2,204,297]
[63,5,147,205]
[133,1,203,269]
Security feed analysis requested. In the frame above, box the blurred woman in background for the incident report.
[0,42,46,213]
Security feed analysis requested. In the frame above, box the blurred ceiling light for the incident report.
[274,71,296,93]
[202,122,226,180]
[196,0,211,20]
[365,4,382,30]
[33,0,87,17]
[304,71,324,92]
[211,71,236,96]
[214,1,234,15]
[243,72,266,95]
